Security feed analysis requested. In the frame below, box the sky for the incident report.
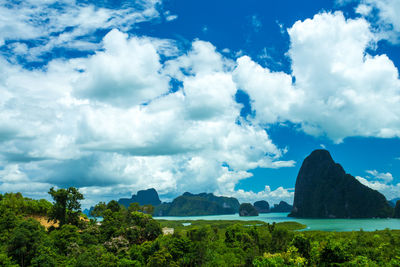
[0,0,400,207]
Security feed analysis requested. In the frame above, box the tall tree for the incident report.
[48,187,84,227]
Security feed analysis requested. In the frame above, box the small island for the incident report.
[239,203,259,216]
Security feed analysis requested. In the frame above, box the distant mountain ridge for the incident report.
[154,192,240,216]
[86,188,292,217]
[290,149,393,218]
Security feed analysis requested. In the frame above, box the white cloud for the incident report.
[0,29,294,206]
[287,12,400,142]
[164,11,178,22]
[232,12,400,142]
[356,169,398,200]
[366,170,394,183]
[355,0,400,43]
[0,0,163,59]
[0,164,54,199]
[356,176,400,200]
[355,4,373,15]
[74,29,171,107]
[233,56,300,124]
[220,185,294,205]
[164,40,233,79]
[2,3,400,208]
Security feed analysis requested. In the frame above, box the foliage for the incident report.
[48,187,84,227]
[1,190,400,266]
[0,192,51,217]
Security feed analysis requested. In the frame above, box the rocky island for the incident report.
[154,192,240,216]
[239,203,259,216]
[118,188,161,208]
[289,149,393,218]
[253,200,270,213]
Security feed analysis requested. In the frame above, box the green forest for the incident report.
[0,188,400,266]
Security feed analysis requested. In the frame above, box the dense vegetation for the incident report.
[1,189,400,266]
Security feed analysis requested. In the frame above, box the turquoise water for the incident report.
[154,213,400,232]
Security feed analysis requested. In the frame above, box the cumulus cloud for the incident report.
[2,2,400,208]
[232,12,400,142]
[365,170,394,183]
[233,56,300,124]
[0,25,294,206]
[356,176,400,200]
[74,29,171,107]
[287,12,400,142]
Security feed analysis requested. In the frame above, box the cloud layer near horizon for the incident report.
[0,0,399,206]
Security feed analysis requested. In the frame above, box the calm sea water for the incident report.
[154,213,400,232]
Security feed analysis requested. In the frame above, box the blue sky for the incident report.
[0,0,399,207]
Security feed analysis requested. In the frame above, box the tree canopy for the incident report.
[48,187,84,227]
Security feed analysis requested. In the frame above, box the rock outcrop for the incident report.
[254,200,270,213]
[394,201,400,218]
[270,201,292,213]
[239,203,259,216]
[118,188,161,208]
[289,149,393,218]
[154,192,240,216]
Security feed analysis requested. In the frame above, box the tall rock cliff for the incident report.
[289,150,393,218]
[118,188,161,208]
[254,200,270,213]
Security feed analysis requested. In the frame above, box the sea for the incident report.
[153,212,400,232]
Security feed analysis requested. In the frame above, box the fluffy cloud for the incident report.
[356,175,400,200]
[365,170,394,183]
[2,2,400,208]
[0,27,294,207]
[288,12,400,141]
[355,170,399,200]
[232,12,400,142]
[219,185,294,206]
[355,0,400,43]
[233,56,300,124]
[74,29,171,107]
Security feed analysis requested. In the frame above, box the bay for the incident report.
[154,212,400,231]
